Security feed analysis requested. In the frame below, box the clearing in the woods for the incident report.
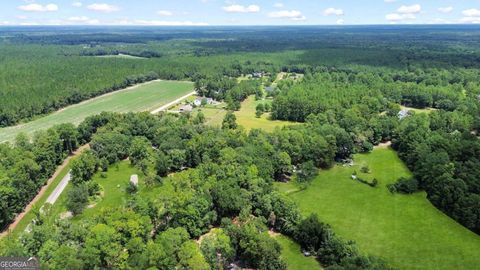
[276,147,480,270]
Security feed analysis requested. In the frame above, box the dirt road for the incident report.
[0,144,89,238]
[0,90,194,238]
[150,91,196,114]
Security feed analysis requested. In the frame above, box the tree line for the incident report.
[1,110,392,269]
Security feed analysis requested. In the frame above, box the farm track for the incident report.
[0,144,89,239]
[0,87,195,239]
[150,91,196,114]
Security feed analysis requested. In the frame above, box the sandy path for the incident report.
[0,144,89,238]
[150,91,196,114]
[375,141,392,149]
[45,172,71,205]
[0,89,194,238]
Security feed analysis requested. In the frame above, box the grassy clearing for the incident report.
[276,147,480,270]
[191,95,298,131]
[275,234,322,270]
[95,54,147,59]
[235,96,298,132]
[29,161,171,228]
[400,105,437,114]
[0,80,194,143]
[199,108,227,127]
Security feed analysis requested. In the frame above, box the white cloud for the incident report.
[68,16,90,22]
[268,10,305,21]
[384,0,397,3]
[87,3,119,13]
[157,10,173,16]
[0,21,11,25]
[385,13,416,22]
[324,8,344,16]
[397,4,421,14]
[223,4,260,13]
[438,6,453,13]
[386,13,416,21]
[132,20,209,26]
[336,19,345,25]
[462,9,480,17]
[72,2,82,7]
[66,16,100,24]
[459,17,480,24]
[18,3,59,12]
[274,3,284,8]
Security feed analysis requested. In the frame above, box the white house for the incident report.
[193,97,214,107]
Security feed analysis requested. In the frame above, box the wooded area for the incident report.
[1,26,480,269]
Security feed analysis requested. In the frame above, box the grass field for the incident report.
[275,234,322,270]
[191,95,297,131]
[235,96,299,132]
[0,80,194,143]
[14,160,172,234]
[275,147,480,270]
[95,54,147,59]
[400,105,437,114]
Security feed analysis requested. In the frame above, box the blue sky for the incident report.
[1,0,480,26]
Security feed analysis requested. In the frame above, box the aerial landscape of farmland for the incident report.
[1,1,480,270]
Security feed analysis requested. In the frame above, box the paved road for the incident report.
[45,171,71,205]
[150,91,196,114]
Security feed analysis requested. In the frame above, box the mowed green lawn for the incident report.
[275,234,322,270]
[192,95,297,131]
[30,161,172,229]
[276,147,480,270]
[0,80,193,143]
[235,96,298,132]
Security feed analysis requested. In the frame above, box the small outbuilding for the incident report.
[130,174,139,187]
[398,109,410,120]
[179,104,193,113]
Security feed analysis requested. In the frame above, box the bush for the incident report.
[86,181,101,196]
[126,181,138,194]
[297,161,318,184]
[387,177,419,194]
[66,184,89,215]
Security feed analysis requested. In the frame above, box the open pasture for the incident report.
[276,147,480,270]
[0,80,193,143]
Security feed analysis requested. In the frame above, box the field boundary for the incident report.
[150,91,196,114]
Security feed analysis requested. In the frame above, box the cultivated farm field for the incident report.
[276,147,480,270]
[0,80,193,143]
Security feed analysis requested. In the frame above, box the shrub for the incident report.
[66,184,89,215]
[387,177,419,194]
[126,181,138,194]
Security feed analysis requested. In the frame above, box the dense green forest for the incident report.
[2,26,480,126]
